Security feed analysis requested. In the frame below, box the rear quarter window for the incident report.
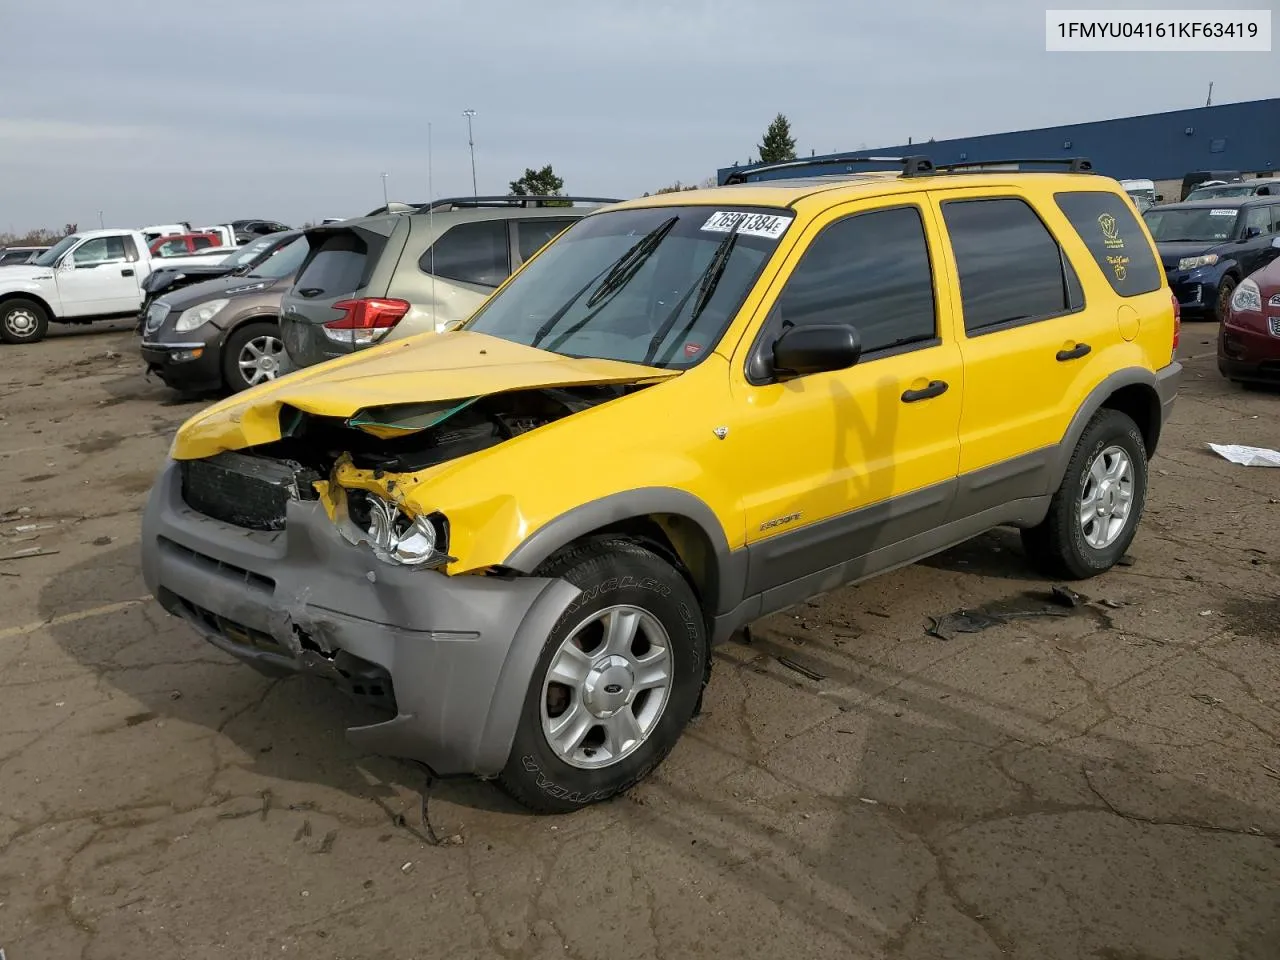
[1053,191,1163,296]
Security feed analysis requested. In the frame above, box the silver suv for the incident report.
[279,196,619,369]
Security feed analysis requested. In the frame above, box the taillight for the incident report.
[1171,292,1180,356]
[322,297,411,346]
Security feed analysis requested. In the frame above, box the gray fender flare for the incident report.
[1049,366,1163,487]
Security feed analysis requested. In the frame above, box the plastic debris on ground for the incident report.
[1207,443,1280,467]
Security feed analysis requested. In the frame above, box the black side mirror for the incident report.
[1244,227,1262,240]
[1155,194,1164,201]
[771,323,862,380]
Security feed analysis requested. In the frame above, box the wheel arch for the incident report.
[0,290,54,320]
[1052,368,1163,487]
[502,488,746,621]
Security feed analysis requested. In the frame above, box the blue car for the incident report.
[1143,196,1280,321]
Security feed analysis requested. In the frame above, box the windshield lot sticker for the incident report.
[1097,213,1124,249]
[701,211,793,239]
[1210,209,1236,217]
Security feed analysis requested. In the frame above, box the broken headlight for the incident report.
[345,491,452,568]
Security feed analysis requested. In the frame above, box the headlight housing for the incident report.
[1230,278,1262,314]
[342,491,452,567]
[174,298,229,331]
[1178,254,1219,272]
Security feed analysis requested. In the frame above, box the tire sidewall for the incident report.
[221,320,279,393]
[1215,276,1236,323]
[0,299,49,345]
[506,547,705,810]
[1064,414,1148,574]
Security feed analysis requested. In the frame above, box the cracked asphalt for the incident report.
[1,320,1277,960]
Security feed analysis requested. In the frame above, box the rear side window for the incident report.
[1242,205,1272,237]
[772,205,936,355]
[516,218,576,262]
[941,198,1083,334]
[296,233,369,296]
[419,220,510,287]
[1054,191,1163,296]
[192,235,214,249]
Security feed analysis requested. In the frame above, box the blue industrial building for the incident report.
[717,98,1280,185]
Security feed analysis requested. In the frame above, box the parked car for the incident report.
[140,235,309,393]
[1184,180,1277,202]
[1219,241,1280,387]
[1120,178,1160,212]
[1142,196,1280,322]
[279,195,619,370]
[229,219,291,244]
[0,228,241,344]
[141,158,1180,811]
[0,245,48,266]
[141,223,192,245]
[149,232,225,257]
[140,230,302,315]
[1180,170,1242,200]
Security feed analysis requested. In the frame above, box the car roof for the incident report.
[1150,197,1272,211]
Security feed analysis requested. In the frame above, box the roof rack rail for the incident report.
[723,155,935,185]
[412,195,621,212]
[935,157,1094,174]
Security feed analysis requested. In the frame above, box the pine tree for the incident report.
[758,114,797,164]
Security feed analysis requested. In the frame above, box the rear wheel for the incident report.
[1214,275,1237,324]
[1021,409,1148,580]
[222,320,284,392]
[497,539,707,813]
[0,298,50,345]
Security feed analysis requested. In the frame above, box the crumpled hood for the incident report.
[171,330,678,460]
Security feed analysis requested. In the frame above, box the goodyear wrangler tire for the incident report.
[497,538,707,813]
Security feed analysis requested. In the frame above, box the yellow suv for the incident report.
[142,156,1181,812]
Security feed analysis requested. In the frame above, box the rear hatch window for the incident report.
[1055,191,1163,296]
[295,231,379,300]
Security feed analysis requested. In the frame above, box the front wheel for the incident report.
[497,539,707,813]
[1021,409,1149,580]
[1214,275,1237,324]
[221,320,284,393]
[0,298,50,345]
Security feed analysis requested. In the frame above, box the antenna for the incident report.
[428,121,438,332]
[1205,81,1214,107]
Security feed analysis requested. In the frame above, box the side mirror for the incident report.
[1155,194,1164,202]
[771,323,862,380]
[58,256,75,273]
[1244,227,1262,240]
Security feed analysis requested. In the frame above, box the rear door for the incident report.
[399,218,512,333]
[279,220,400,366]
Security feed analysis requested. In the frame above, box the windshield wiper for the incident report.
[646,220,741,367]
[531,216,678,350]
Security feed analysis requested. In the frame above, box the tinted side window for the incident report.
[295,233,369,296]
[516,218,575,262]
[192,236,214,249]
[74,236,126,264]
[420,220,510,287]
[942,198,1077,333]
[772,205,936,355]
[1054,190,1163,296]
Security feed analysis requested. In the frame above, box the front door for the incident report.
[728,197,963,599]
[1236,203,1280,275]
[57,235,142,316]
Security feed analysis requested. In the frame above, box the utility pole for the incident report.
[380,172,389,207]
[1205,81,1214,107]
[462,109,477,196]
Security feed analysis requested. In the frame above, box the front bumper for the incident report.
[141,461,580,777]
[1167,274,1218,316]
[1219,313,1280,383]
[141,338,223,392]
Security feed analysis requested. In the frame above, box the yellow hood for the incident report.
[171,331,676,460]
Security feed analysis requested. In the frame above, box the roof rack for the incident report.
[412,195,621,213]
[935,157,1094,174]
[723,155,935,185]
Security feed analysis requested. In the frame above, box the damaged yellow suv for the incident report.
[142,156,1181,812]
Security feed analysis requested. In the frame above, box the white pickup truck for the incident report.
[0,228,236,345]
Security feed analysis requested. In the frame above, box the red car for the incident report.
[149,232,224,257]
[1220,239,1280,387]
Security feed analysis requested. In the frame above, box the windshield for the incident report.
[1186,184,1255,200]
[247,237,308,279]
[31,235,80,267]
[464,206,790,368]
[225,235,283,268]
[1143,207,1238,243]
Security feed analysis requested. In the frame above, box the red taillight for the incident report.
[322,297,411,346]
[1171,292,1180,352]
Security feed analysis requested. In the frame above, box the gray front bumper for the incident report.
[141,460,580,777]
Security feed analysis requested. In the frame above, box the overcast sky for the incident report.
[1,0,1274,233]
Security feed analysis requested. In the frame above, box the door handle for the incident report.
[122,268,135,277]
[1056,343,1091,362]
[901,380,948,403]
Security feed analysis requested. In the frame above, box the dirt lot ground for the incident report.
[1,320,1277,960]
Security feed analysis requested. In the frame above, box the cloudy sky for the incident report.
[1,0,1274,233]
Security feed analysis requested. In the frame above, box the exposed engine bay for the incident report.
[177,385,641,532]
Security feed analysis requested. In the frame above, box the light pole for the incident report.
[462,109,477,197]
[98,210,104,229]
[380,172,389,208]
